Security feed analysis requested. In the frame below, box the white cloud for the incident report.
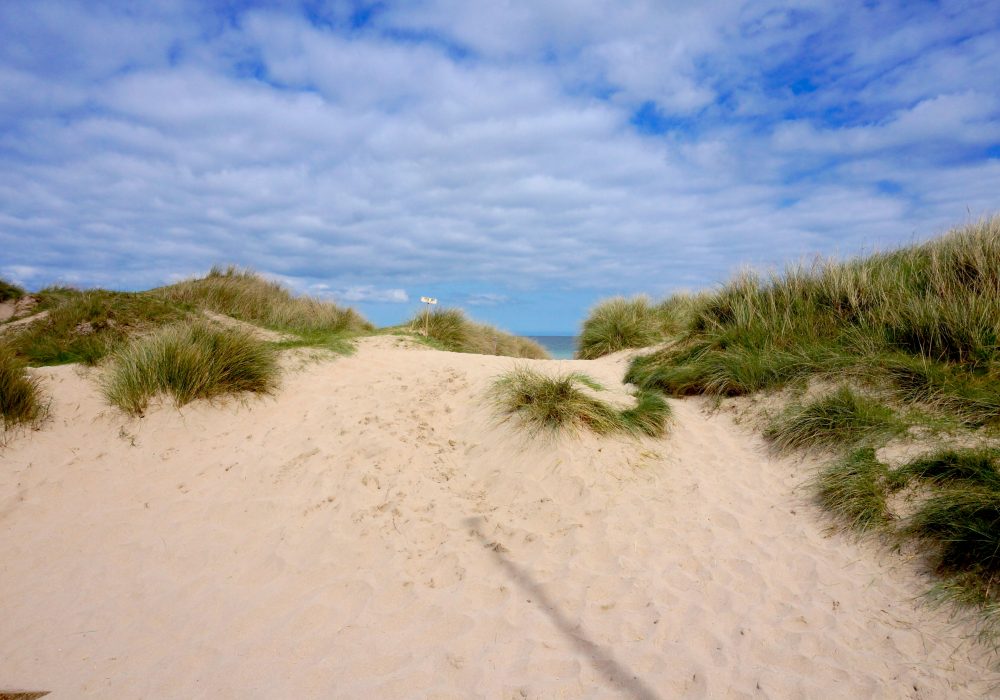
[321,285,409,303]
[771,91,1000,156]
[465,293,508,306]
[0,0,998,330]
[0,265,41,287]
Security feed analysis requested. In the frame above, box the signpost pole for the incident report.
[419,296,438,336]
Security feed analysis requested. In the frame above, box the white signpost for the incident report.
[420,296,438,336]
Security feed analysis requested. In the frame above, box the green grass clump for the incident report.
[0,344,46,430]
[625,218,1000,420]
[619,388,673,437]
[3,268,372,367]
[413,308,467,349]
[894,448,1000,607]
[491,367,670,437]
[814,448,892,531]
[0,278,25,302]
[903,488,1000,582]
[881,354,1000,427]
[158,266,371,336]
[608,216,1000,651]
[626,344,845,396]
[409,308,548,359]
[576,296,682,359]
[765,386,903,451]
[8,290,187,365]
[892,448,1000,490]
[103,322,278,415]
[816,446,1000,628]
[626,220,1000,628]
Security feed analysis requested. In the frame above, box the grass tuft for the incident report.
[765,386,903,451]
[414,308,468,349]
[619,388,672,437]
[602,216,1000,649]
[491,367,670,437]
[903,488,1000,588]
[576,296,681,359]
[8,290,186,365]
[158,266,371,336]
[892,448,1000,634]
[0,344,46,430]
[625,217,1000,422]
[813,448,892,531]
[103,322,278,415]
[4,268,371,367]
[0,278,26,302]
[410,308,548,359]
[893,448,1000,490]
[817,446,1000,622]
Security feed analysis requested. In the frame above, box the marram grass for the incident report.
[893,448,1000,592]
[9,289,187,365]
[103,322,278,415]
[576,295,685,359]
[764,386,903,452]
[892,448,1000,491]
[0,344,46,430]
[815,445,1000,639]
[158,265,371,336]
[0,277,25,302]
[903,487,1000,581]
[4,267,372,368]
[625,217,1000,422]
[606,216,1000,649]
[490,366,670,437]
[409,307,548,359]
[813,448,892,532]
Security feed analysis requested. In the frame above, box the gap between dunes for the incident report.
[1,336,997,698]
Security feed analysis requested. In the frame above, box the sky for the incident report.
[2,1,999,334]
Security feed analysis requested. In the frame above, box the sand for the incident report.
[0,300,47,334]
[1,336,997,698]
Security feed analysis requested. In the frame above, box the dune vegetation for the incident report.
[576,216,1000,644]
[0,277,25,302]
[157,265,372,337]
[408,307,549,359]
[0,343,46,431]
[0,268,368,414]
[764,385,906,452]
[1,268,554,418]
[103,322,279,416]
[8,289,187,365]
[1,268,372,367]
[816,446,1000,639]
[491,366,670,437]
[576,295,695,359]
[625,218,1000,416]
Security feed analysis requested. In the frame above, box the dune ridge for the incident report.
[1,336,997,698]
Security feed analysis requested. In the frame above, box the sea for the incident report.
[526,335,578,360]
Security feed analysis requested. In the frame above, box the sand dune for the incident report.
[1,336,997,698]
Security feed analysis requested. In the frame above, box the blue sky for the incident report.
[2,1,999,334]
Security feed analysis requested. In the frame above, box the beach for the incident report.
[1,335,996,698]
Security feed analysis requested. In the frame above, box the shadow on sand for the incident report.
[464,516,661,700]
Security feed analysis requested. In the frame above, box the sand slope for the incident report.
[1,337,997,698]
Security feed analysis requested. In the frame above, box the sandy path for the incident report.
[1,337,997,698]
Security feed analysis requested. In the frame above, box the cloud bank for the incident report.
[1,1,998,332]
